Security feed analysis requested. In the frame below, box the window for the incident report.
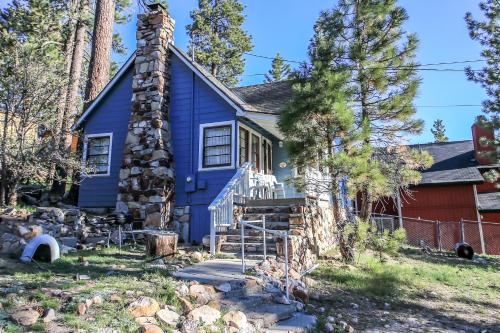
[251,134,260,170]
[202,125,232,168]
[264,140,272,174]
[239,127,249,166]
[84,134,112,176]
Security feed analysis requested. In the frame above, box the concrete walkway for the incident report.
[173,259,258,285]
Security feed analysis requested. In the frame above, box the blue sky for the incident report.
[0,0,488,144]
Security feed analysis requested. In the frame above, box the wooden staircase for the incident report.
[217,198,304,257]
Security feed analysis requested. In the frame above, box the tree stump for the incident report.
[145,232,178,257]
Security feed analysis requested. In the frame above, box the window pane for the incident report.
[239,127,249,166]
[251,134,260,170]
[203,125,232,168]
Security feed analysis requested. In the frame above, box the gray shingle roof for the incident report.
[231,81,293,115]
[477,192,500,211]
[411,140,484,185]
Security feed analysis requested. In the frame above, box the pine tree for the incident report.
[313,0,428,221]
[431,119,449,143]
[264,53,291,83]
[187,0,253,87]
[465,0,499,166]
[279,18,362,262]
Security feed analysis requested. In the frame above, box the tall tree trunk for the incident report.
[68,0,115,203]
[0,106,10,206]
[84,0,115,107]
[51,0,89,196]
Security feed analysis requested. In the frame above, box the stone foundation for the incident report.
[172,205,190,243]
[276,197,337,272]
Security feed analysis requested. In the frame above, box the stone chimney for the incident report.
[116,3,175,228]
[471,115,495,165]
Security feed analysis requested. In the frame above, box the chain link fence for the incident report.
[372,214,500,255]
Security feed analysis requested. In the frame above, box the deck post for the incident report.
[210,210,216,255]
[241,223,245,273]
[262,215,267,260]
[284,234,289,301]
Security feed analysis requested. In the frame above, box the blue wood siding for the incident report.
[78,67,133,207]
[170,55,238,242]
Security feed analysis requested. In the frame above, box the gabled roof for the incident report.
[231,81,293,115]
[477,192,500,212]
[72,45,291,131]
[411,140,484,185]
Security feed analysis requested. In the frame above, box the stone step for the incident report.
[245,206,292,215]
[242,213,291,222]
[224,234,276,243]
[263,313,318,332]
[236,221,289,230]
[223,229,284,237]
[246,198,306,207]
[220,242,277,253]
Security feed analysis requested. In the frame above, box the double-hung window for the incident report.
[202,125,232,168]
[84,134,112,176]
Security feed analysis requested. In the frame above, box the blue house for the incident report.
[71,4,305,245]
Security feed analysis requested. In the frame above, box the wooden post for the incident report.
[145,232,178,257]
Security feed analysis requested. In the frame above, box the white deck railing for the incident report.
[208,162,252,255]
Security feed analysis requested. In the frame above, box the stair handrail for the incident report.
[208,162,252,255]
[238,218,290,302]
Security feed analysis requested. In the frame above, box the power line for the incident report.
[244,52,485,71]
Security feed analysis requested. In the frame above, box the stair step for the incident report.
[220,242,277,253]
[237,221,289,230]
[245,206,292,214]
[243,213,291,222]
[223,229,281,236]
[225,235,276,243]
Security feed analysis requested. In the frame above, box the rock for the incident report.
[293,286,309,304]
[345,324,354,333]
[223,311,247,329]
[206,300,220,310]
[25,225,43,240]
[109,293,122,302]
[350,303,359,310]
[92,295,103,305]
[135,317,158,325]
[275,294,291,305]
[215,282,231,293]
[11,308,40,326]
[178,297,193,314]
[181,319,198,333]
[327,316,335,323]
[128,296,160,318]
[325,322,335,332]
[78,303,87,316]
[177,283,189,296]
[43,308,56,323]
[156,308,180,326]
[190,251,203,263]
[187,305,221,325]
[141,324,164,333]
[144,212,162,228]
[189,284,214,305]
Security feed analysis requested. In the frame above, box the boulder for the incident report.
[223,311,247,329]
[178,297,193,314]
[187,305,221,325]
[141,324,164,333]
[42,308,56,323]
[128,296,160,318]
[11,308,40,326]
[156,308,180,326]
[135,317,158,325]
[77,303,87,316]
[215,282,231,293]
[292,286,309,304]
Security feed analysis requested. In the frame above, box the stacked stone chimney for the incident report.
[116,3,175,228]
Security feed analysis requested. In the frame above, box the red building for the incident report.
[366,119,500,254]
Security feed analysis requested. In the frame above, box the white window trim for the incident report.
[82,132,113,177]
[198,121,236,171]
[237,122,272,173]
